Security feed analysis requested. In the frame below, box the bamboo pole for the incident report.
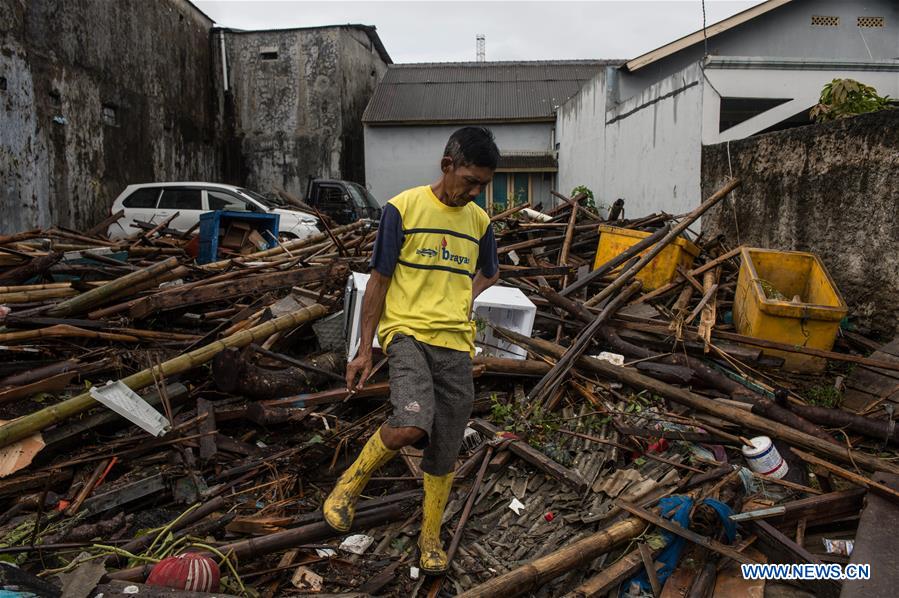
[584,178,740,307]
[490,201,531,222]
[558,194,583,271]
[0,282,81,293]
[0,325,140,344]
[46,257,180,317]
[457,517,647,598]
[0,304,327,450]
[498,328,899,476]
[0,288,79,303]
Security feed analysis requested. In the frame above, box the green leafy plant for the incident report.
[805,385,842,409]
[488,393,558,443]
[489,393,515,425]
[570,185,595,209]
[810,78,893,122]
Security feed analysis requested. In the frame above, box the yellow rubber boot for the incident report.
[323,429,397,532]
[418,471,454,574]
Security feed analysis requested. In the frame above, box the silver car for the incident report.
[106,182,320,240]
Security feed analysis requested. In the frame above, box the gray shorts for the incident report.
[385,333,474,476]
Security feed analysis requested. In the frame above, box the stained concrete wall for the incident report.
[701,110,899,338]
[555,69,609,213]
[364,122,554,204]
[221,26,387,199]
[0,0,221,233]
[619,0,899,101]
[557,64,705,219]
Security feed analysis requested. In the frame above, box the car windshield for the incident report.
[348,183,380,210]
[236,187,279,209]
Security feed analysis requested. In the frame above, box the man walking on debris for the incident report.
[324,127,501,574]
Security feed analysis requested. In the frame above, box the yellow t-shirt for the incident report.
[371,185,497,355]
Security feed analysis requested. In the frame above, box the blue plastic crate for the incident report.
[198,210,280,264]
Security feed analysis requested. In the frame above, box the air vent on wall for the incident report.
[857,16,885,28]
[811,15,840,27]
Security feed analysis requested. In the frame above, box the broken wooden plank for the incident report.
[82,471,167,516]
[841,473,899,598]
[750,519,840,598]
[196,398,217,462]
[842,336,899,411]
[565,546,646,597]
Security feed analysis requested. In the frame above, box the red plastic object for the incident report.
[184,235,200,258]
[544,512,554,522]
[647,438,670,453]
[147,553,220,593]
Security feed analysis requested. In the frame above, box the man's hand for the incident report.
[346,351,373,391]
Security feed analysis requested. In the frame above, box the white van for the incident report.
[106,182,320,241]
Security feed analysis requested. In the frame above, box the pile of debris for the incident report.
[0,179,896,597]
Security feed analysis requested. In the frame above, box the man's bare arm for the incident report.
[346,270,391,390]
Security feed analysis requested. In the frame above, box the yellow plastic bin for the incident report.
[592,224,700,291]
[734,247,847,373]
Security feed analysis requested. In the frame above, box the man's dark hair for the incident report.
[443,127,500,170]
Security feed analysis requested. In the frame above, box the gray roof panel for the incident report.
[363,60,622,123]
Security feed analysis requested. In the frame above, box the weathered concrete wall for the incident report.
[702,110,899,338]
[556,70,609,212]
[556,63,704,219]
[0,0,221,233]
[338,28,389,184]
[364,122,553,204]
[222,26,387,199]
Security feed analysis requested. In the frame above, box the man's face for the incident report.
[441,159,494,207]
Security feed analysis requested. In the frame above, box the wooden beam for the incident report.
[792,448,899,505]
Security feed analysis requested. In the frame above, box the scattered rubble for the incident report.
[1,182,897,597]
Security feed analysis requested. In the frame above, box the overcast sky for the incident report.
[194,0,766,63]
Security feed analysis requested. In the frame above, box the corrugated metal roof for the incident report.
[497,152,558,171]
[363,61,621,124]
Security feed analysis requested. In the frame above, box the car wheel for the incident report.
[278,232,298,243]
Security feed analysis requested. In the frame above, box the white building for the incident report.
[556,0,899,218]
[362,61,616,210]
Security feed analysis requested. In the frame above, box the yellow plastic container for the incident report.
[734,247,847,373]
[592,225,700,291]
